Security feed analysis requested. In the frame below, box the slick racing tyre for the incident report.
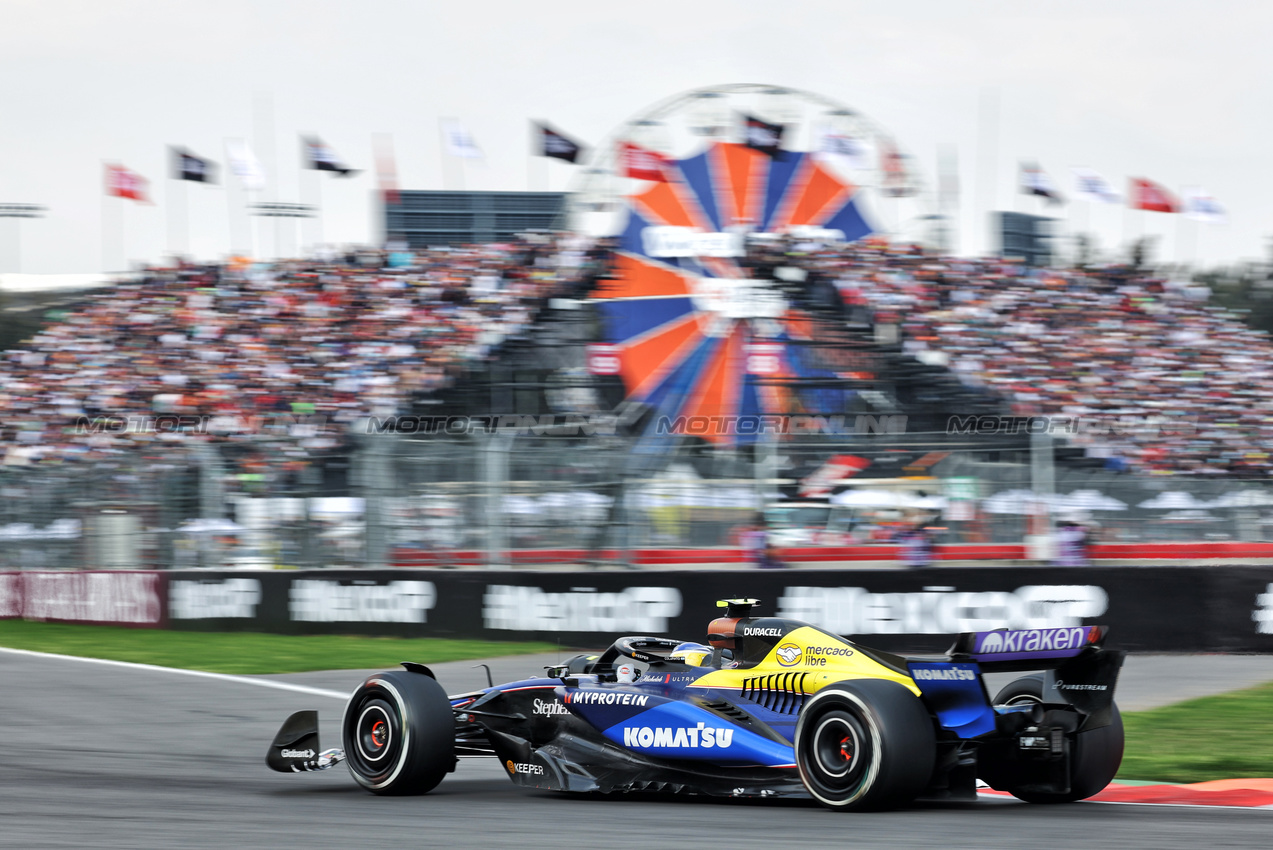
[981,674,1124,804]
[342,670,455,795]
[795,679,936,811]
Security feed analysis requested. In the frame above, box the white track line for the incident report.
[0,646,348,700]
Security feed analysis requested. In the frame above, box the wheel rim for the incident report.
[812,714,864,782]
[356,702,394,763]
[799,705,876,802]
[345,691,405,782]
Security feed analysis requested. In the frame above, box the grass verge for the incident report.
[0,619,563,675]
[1118,681,1273,783]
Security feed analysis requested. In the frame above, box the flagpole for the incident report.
[439,120,452,191]
[1122,204,1132,261]
[976,87,999,257]
[1076,200,1088,265]
[166,169,174,259]
[223,140,237,257]
[101,165,110,274]
[1178,214,1196,269]
[313,169,323,256]
[254,92,277,260]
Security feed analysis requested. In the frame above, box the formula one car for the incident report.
[267,598,1125,811]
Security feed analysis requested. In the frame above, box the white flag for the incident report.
[1071,167,1120,204]
[1182,187,1227,224]
[441,119,483,159]
[226,139,266,192]
[813,126,871,170]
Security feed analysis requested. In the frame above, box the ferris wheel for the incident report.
[573,84,930,446]
[566,83,930,241]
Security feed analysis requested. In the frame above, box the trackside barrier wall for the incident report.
[5,567,1273,653]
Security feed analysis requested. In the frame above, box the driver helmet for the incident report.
[669,641,711,667]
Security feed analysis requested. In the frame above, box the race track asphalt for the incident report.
[1,650,1270,850]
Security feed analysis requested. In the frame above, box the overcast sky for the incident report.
[0,0,1268,274]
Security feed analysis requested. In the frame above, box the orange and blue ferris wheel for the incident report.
[590,140,875,445]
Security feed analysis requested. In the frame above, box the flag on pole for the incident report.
[536,122,584,163]
[172,147,217,183]
[441,120,483,159]
[1182,187,1227,224]
[742,114,784,157]
[879,138,916,197]
[302,136,358,176]
[104,163,149,202]
[1071,167,1120,204]
[1128,177,1179,213]
[618,141,671,182]
[373,134,400,205]
[813,126,870,170]
[226,140,266,192]
[1019,161,1063,204]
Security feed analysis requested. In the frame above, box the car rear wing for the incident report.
[948,625,1108,673]
[948,625,1123,728]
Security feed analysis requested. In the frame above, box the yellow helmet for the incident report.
[670,641,711,667]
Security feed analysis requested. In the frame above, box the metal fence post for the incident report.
[484,433,509,568]
[1028,430,1056,560]
[361,435,394,569]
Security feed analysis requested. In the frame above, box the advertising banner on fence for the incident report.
[7,567,1273,653]
[156,566,1273,653]
[1,571,164,627]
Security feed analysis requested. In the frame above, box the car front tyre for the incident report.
[341,670,455,796]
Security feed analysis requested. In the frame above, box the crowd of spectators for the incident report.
[0,236,604,481]
[778,238,1273,476]
[4,230,1272,481]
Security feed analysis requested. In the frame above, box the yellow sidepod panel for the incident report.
[691,627,920,697]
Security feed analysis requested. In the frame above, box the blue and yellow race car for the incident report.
[267,598,1124,811]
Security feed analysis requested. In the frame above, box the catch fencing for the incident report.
[6,432,1273,570]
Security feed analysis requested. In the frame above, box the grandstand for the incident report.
[5,227,1273,567]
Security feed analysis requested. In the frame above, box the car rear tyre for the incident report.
[981,674,1123,803]
[342,670,455,795]
[795,679,936,811]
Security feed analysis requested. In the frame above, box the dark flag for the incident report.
[303,136,358,176]
[743,114,784,157]
[172,148,217,183]
[537,123,584,163]
[1020,162,1063,205]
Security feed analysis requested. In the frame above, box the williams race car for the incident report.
[266,598,1125,811]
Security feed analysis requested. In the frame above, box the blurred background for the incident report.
[3,2,1273,570]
